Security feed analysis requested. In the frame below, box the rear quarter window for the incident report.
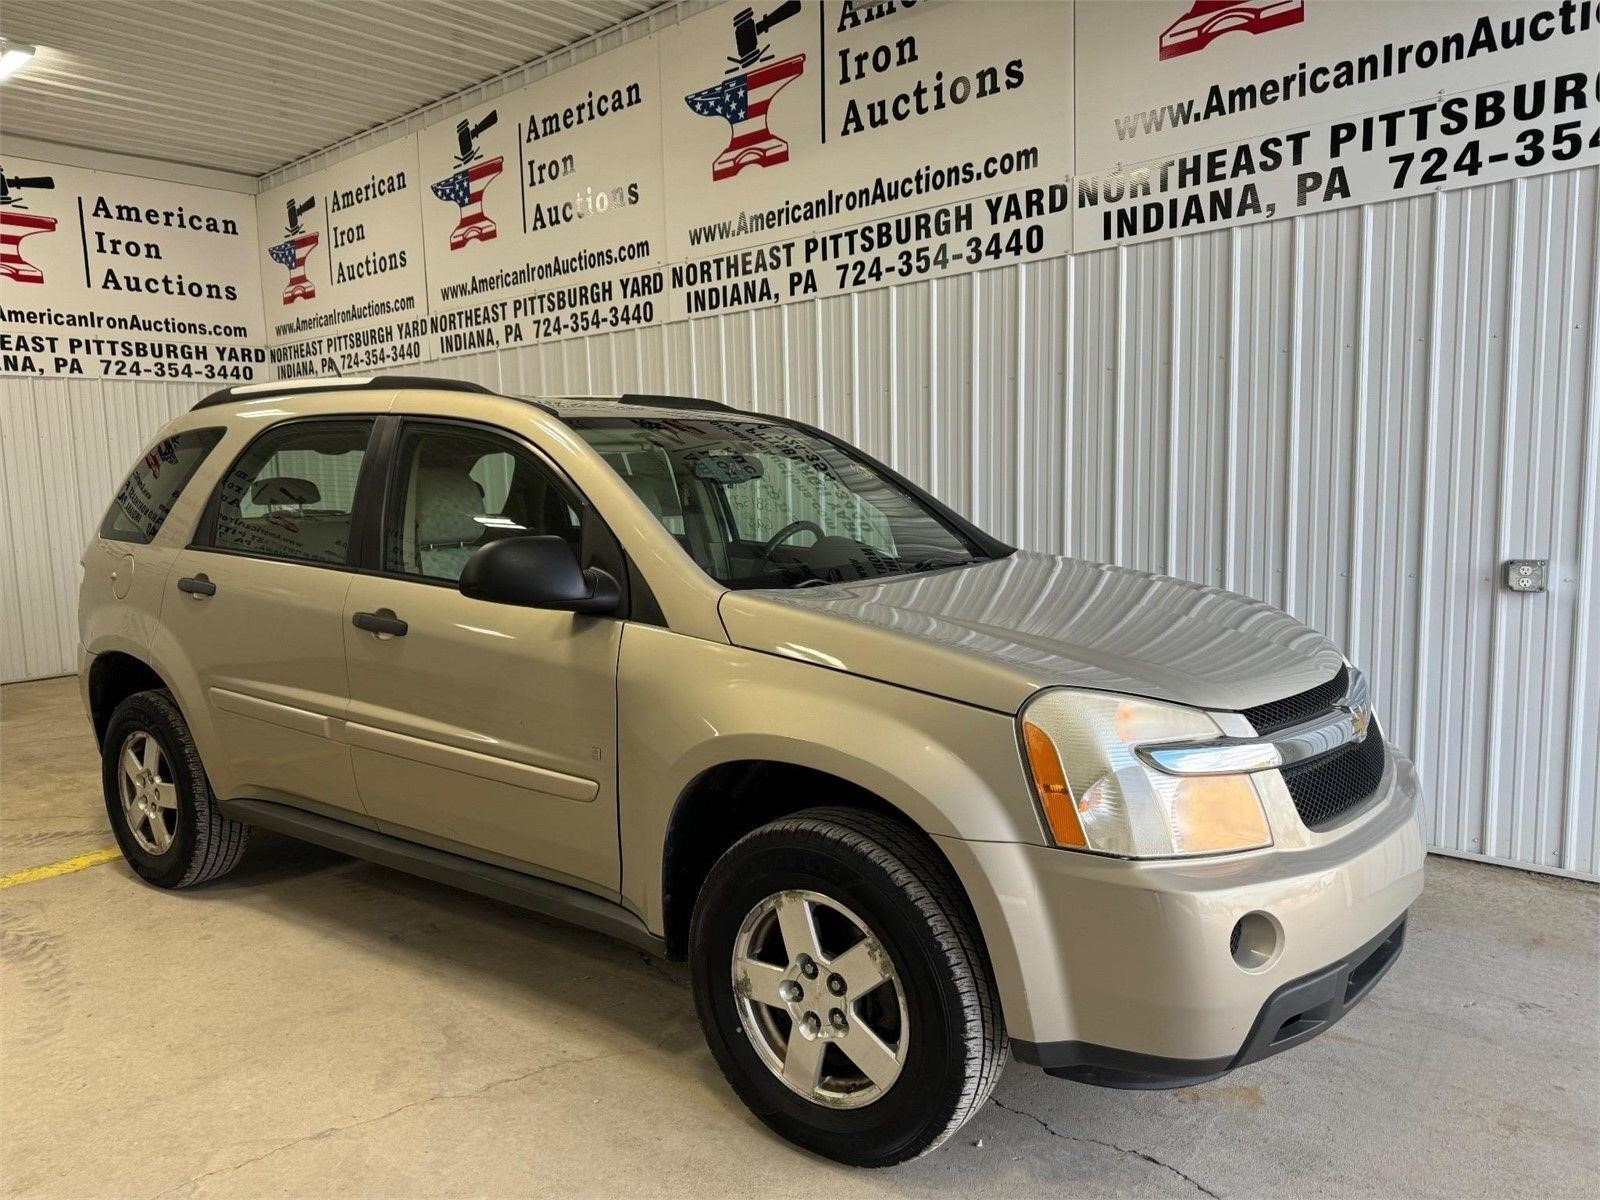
[100,428,225,544]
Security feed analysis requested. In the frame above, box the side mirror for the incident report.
[459,535,620,615]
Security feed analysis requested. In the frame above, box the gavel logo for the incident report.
[284,195,315,236]
[456,110,498,165]
[729,1,802,73]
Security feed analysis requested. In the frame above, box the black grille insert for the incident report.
[1281,717,1388,830]
[1242,665,1349,734]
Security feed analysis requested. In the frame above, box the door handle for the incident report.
[352,608,408,638]
[176,573,216,597]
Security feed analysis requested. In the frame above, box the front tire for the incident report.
[101,689,248,888]
[690,807,1005,1166]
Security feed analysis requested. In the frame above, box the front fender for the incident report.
[615,623,1044,934]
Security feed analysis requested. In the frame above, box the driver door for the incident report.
[341,419,624,895]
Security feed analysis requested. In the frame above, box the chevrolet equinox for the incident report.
[79,376,1424,1166]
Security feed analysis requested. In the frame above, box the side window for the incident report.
[205,420,373,566]
[100,428,224,544]
[386,424,582,584]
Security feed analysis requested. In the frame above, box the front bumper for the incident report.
[935,745,1425,1079]
[1013,912,1408,1087]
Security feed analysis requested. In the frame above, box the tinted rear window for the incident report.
[101,428,224,544]
[205,419,373,566]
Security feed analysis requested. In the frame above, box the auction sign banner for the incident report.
[413,33,669,361]
[1,154,265,380]
[250,0,1599,369]
[12,2,1596,382]
[256,139,429,379]
[659,0,1073,321]
[1074,0,1600,249]
[260,0,1074,371]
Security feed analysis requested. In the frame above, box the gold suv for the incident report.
[79,376,1424,1166]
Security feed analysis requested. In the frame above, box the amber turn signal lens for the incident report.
[1022,721,1087,848]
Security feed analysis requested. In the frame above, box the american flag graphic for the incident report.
[268,232,319,304]
[1159,0,1304,60]
[684,53,805,182]
[431,156,504,250]
[0,208,56,285]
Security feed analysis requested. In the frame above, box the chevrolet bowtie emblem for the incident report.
[1338,702,1371,740]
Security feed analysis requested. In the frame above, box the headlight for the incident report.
[1019,689,1272,858]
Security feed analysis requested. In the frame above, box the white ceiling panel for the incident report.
[0,0,665,176]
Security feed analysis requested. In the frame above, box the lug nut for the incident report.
[778,980,802,1003]
[801,1012,821,1037]
[827,973,846,996]
[829,1008,847,1031]
[797,955,818,979]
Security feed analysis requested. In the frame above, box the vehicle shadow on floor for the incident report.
[137,836,1600,1198]
[154,832,1239,1193]
[172,830,716,1058]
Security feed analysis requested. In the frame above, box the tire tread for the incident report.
[107,689,248,887]
[722,805,1007,1161]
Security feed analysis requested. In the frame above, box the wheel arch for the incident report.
[86,650,172,747]
[658,759,982,963]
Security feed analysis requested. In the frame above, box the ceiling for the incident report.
[0,0,664,177]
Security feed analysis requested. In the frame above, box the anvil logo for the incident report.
[268,195,319,305]
[1158,0,1305,61]
[0,166,58,286]
[431,109,504,251]
[684,2,805,183]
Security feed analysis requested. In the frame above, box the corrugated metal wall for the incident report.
[3,166,1595,879]
[1,379,202,682]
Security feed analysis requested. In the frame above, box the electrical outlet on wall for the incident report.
[1503,560,1547,593]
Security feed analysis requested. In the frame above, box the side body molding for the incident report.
[207,686,600,802]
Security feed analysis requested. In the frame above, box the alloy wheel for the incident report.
[117,730,178,855]
[730,889,909,1108]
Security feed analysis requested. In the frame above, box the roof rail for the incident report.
[192,374,496,411]
[616,393,739,413]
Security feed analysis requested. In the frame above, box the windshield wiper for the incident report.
[901,556,982,574]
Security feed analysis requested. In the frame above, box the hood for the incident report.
[717,550,1344,715]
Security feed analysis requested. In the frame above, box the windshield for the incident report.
[569,415,987,589]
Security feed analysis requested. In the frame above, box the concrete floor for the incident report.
[2,676,1596,1199]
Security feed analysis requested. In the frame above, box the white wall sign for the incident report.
[263,1,1077,371]
[1,154,265,380]
[660,0,1074,320]
[1073,0,1600,249]
[414,34,669,361]
[255,138,429,379]
[11,2,1592,382]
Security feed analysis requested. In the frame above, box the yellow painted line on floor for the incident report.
[0,847,122,890]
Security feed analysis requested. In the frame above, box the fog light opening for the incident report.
[1231,911,1281,971]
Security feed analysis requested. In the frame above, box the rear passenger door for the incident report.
[161,418,376,824]
[341,419,623,895]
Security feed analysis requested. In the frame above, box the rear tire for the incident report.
[690,807,1005,1166]
[101,689,248,888]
